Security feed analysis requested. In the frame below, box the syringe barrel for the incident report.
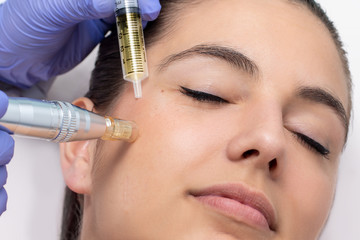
[0,98,115,142]
[114,0,148,98]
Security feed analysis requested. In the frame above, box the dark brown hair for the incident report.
[60,1,351,239]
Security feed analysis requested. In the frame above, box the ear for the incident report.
[59,97,97,195]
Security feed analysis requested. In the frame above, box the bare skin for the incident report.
[60,0,349,239]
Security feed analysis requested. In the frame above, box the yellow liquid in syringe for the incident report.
[116,12,148,98]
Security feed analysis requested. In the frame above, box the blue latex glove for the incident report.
[0,0,161,88]
[0,91,14,215]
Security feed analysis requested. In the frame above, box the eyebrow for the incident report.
[297,86,349,137]
[157,44,259,76]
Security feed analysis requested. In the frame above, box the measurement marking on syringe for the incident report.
[115,6,148,98]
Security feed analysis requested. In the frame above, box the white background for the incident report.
[0,0,359,239]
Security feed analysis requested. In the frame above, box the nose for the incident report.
[226,103,286,174]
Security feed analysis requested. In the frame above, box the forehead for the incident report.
[151,0,349,115]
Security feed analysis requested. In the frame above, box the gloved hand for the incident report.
[0,91,14,215]
[0,0,161,88]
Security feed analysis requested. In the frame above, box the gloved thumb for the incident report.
[0,91,9,118]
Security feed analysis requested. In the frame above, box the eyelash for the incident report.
[180,86,229,104]
[293,132,330,158]
[180,86,330,158]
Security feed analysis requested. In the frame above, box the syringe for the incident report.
[0,98,138,143]
[114,0,148,98]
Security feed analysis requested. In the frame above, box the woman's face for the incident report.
[62,0,349,239]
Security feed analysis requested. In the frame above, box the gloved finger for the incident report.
[0,91,12,134]
[0,132,14,165]
[0,187,8,215]
[99,0,162,32]
[0,91,9,118]
[106,0,161,28]
[0,166,7,187]
[139,0,161,22]
[0,125,13,134]
[91,0,114,17]
[4,0,115,30]
[92,0,161,22]
[50,0,114,23]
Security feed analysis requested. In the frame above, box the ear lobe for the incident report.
[60,141,92,194]
[59,97,97,195]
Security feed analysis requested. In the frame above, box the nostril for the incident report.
[268,159,277,170]
[242,149,259,158]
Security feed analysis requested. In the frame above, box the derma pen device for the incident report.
[0,98,138,143]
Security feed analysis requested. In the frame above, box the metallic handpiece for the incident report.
[0,98,138,143]
[115,0,148,98]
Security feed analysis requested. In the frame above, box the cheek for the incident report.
[127,100,226,186]
[88,96,224,238]
[279,150,338,238]
[118,87,228,176]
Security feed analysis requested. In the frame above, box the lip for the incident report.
[190,183,276,231]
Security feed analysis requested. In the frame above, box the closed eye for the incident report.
[293,132,330,159]
[180,86,229,104]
